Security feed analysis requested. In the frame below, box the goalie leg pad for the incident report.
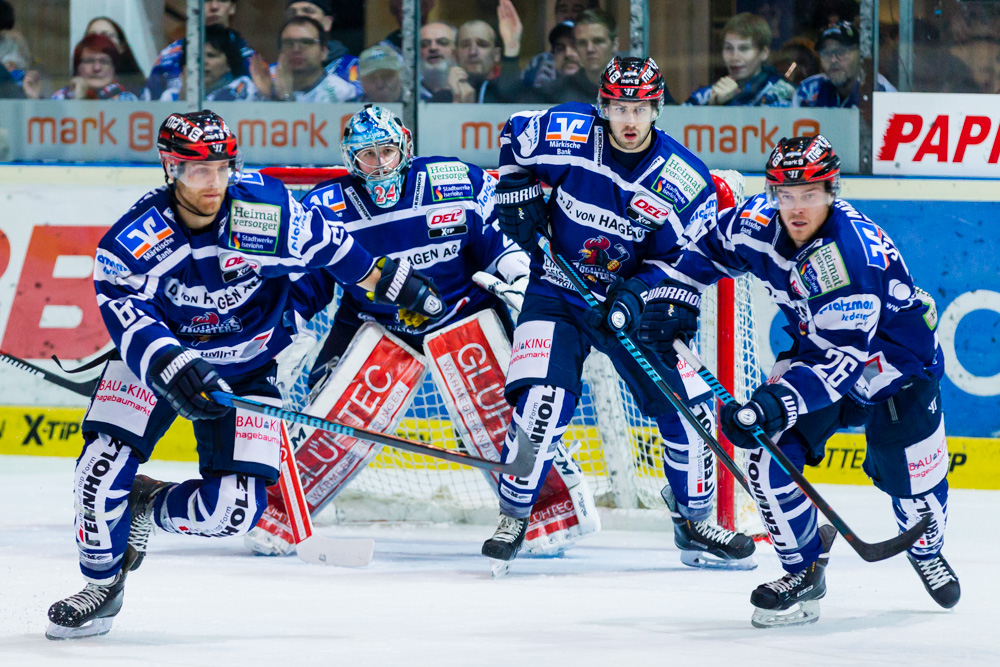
[245,486,295,557]
[497,385,577,519]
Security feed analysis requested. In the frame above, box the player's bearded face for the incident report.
[605,101,655,152]
[174,161,230,218]
[773,183,833,247]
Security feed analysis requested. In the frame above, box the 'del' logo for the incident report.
[629,193,671,223]
[545,112,594,143]
[426,207,466,228]
[115,209,174,260]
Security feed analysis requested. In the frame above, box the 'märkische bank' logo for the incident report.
[229,200,281,254]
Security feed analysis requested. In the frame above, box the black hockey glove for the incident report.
[720,383,799,450]
[582,277,647,336]
[369,256,444,325]
[149,348,232,421]
[495,172,548,251]
[636,279,701,365]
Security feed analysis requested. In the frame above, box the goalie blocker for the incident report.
[246,313,598,557]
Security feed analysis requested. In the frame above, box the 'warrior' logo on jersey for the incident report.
[577,236,629,282]
[115,209,175,260]
[545,112,594,143]
[178,312,243,343]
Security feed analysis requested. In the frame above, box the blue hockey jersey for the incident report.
[668,193,943,413]
[498,102,719,309]
[94,172,376,389]
[295,156,526,335]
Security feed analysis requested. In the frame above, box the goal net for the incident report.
[262,166,766,534]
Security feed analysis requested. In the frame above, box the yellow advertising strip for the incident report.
[2,407,997,490]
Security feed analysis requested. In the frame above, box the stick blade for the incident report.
[852,514,931,563]
[296,536,374,567]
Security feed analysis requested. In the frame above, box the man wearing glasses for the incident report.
[792,21,896,108]
[261,16,357,102]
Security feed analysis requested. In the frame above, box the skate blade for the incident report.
[751,600,821,629]
[490,559,512,579]
[45,617,114,640]
[680,550,758,571]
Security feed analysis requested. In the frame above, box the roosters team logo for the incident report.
[177,312,243,344]
[576,236,629,283]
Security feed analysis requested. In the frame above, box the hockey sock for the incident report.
[74,434,141,583]
[657,404,716,522]
[498,385,576,518]
[743,440,823,573]
[893,477,949,559]
[156,474,267,538]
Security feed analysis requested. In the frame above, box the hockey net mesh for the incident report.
[270,167,765,531]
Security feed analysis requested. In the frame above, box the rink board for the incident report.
[1,405,996,490]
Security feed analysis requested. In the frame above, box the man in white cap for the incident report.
[358,43,403,103]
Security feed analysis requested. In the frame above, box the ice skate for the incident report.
[45,547,139,640]
[908,551,960,609]
[661,485,756,570]
[127,474,172,571]
[482,513,528,578]
[750,524,837,628]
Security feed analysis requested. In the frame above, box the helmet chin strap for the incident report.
[170,182,220,220]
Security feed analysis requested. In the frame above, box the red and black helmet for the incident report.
[157,110,239,163]
[765,135,841,187]
[598,56,664,106]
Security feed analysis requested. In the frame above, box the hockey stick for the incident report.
[276,420,375,566]
[0,350,98,397]
[472,271,524,313]
[209,392,537,477]
[535,236,752,495]
[673,339,931,563]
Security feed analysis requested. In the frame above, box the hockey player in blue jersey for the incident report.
[650,135,960,626]
[244,106,600,561]
[482,56,756,570]
[45,110,443,640]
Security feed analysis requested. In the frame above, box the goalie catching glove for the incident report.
[149,348,232,420]
[495,173,549,251]
[367,256,445,328]
[720,383,799,450]
[636,279,701,365]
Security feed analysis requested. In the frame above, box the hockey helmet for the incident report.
[341,105,413,209]
[157,110,242,186]
[765,135,841,207]
[598,56,664,120]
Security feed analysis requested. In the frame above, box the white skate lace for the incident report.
[493,515,526,544]
[128,510,154,553]
[693,520,737,545]
[915,557,954,590]
[62,584,111,614]
[764,571,806,594]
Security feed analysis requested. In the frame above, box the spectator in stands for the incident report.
[686,13,794,107]
[435,1,524,104]
[284,0,361,97]
[419,21,456,99]
[793,21,895,108]
[358,44,402,103]
[772,36,821,86]
[143,0,257,100]
[85,17,145,95]
[155,25,257,101]
[50,34,138,100]
[0,0,44,98]
[523,0,598,88]
[258,16,357,102]
[548,21,581,82]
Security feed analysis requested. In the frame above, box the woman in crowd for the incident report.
[84,17,146,94]
[156,25,257,101]
[48,34,137,100]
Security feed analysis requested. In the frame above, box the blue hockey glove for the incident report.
[495,172,548,251]
[636,279,701,365]
[150,348,232,420]
[583,277,647,336]
[720,383,799,450]
[368,256,445,325]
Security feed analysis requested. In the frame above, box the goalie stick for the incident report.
[535,235,752,496]
[276,420,375,566]
[209,392,538,477]
[673,339,931,563]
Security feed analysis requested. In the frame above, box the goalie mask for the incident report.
[157,109,243,189]
[341,105,413,209]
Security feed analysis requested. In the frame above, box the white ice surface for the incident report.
[1,456,998,666]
